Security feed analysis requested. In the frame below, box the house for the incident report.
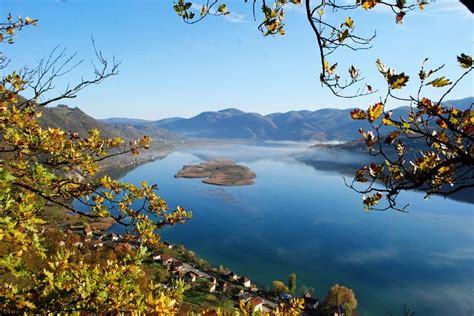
[217,281,228,293]
[227,272,239,281]
[184,271,198,283]
[160,254,173,266]
[303,297,320,311]
[239,276,251,288]
[171,260,183,273]
[84,224,92,237]
[91,240,103,248]
[208,282,216,293]
[163,241,173,249]
[249,297,264,313]
[303,289,314,298]
[152,253,162,261]
[279,294,293,301]
[328,305,346,316]
[73,241,83,249]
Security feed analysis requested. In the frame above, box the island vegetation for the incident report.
[175,160,257,186]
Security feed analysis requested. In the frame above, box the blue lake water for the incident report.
[106,144,474,315]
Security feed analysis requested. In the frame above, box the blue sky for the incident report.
[1,0,473,119]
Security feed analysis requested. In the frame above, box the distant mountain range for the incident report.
[101,97,473,141]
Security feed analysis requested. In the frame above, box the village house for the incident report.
[163,241,173,249]
[184,271,198,283]
[249,297,264,313]
[84,225,92,238]
[328,305,346,316]
[217,281,227,293]
[171,260,183,273]
[302,297,320,313]
[208,282,216,293]
[160,254,173,266]
[239,276,251,288]
[91,240,103,248]
[227,272,239,281]
[152,252,162,261]
[73,241,83,249]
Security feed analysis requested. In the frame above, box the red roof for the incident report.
[249,297,264,307]
[161,254,172,262]
[172,260,183,268]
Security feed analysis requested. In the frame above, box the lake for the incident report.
[110,143,474,315]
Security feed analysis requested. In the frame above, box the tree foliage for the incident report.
[325,284,358,315]
[288,272,296,294]
[0,15,191,313]
[272,280,289,295]
[347,56,473,211]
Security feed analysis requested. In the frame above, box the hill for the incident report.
[103,97,473,141]
[36,104,187,171]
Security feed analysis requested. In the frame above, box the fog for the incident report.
[181,141,370,167]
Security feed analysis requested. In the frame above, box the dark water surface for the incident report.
[109,144,474,315]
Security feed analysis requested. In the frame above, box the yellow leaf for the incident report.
[345,17,354,28]
[361,0,378,10]
[389,73,409,89]
[368,102,384,122]
[350,108,367,120]
[427,76,451,87]
[5,26,14,35]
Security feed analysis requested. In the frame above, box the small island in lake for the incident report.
[175,160,256,186]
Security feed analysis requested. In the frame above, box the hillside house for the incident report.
[228,272,239,281]
[160,254,173,266]
[328,305,346,316]
[249,297,264,313]
[303,297,320,312]
[171,260,183,273]
[217,281,228,293]
[239,276,251,288]
[184,271,198,283]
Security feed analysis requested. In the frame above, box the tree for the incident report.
[347,57,473,211]
[288,272,297,294]
[173,1,473,209]
[325,284,358,316]
[272,280,289,295]
[0,15,191,313]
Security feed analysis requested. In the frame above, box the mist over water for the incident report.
[107,143,473,315]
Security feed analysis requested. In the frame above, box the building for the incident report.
[217,281,228,293]
[160,254,173,266]
[184,271,198,283]
[208,282,216,293]
[171,260,183,273]
[84,224,92,237]
[303,297,320,312]
[328,305,346,316]
[227,272,239,281]
[239,276,251,288]
[249,297,264,313]
[152,253,162,261]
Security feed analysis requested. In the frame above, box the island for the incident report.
[175,160,256,186]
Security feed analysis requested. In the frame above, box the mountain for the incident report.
[103,97,473,141]
[40,104,184,143]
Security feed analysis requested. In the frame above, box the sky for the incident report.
[1,0,473,119]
